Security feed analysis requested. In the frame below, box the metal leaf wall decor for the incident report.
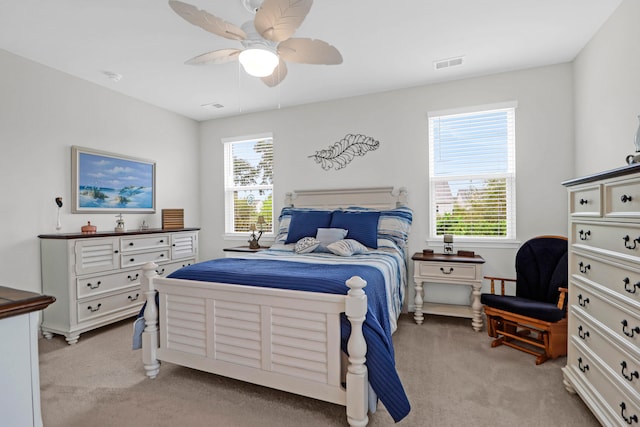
[308,134,380,170]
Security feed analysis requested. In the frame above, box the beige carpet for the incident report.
[38,314,599,427]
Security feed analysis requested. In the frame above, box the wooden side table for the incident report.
[223,245,270,257]
[411,252,485,331]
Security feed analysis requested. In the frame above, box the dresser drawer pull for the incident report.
[155,268,166,275]
[159,254,165,258]
[579,198,589,205]
[127,273,139,282]
[623,235,640,250]
[87,303,102,313]
[621,194,634,203]
[622,320,640,338]
[129,242,134,246]
[578,262,591,274]
[128,293,140,302]
[130,258,135,262]
[621,361,639,382]
[578,229,591,241]
[578,357,589,373]
[159,239,165,243]
[623,278,640,294]
[440,267,454,275]
[86,281,101,290]
[620,402,638,425]
[578,294,590,307]
[578,325,590,340]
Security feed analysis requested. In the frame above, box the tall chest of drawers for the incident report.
[563,165,640,426]
[39,228,199,344]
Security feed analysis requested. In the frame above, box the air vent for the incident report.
[434,56,465,70]
[201,102,225,109]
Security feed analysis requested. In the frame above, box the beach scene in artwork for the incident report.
[78,152,154,209]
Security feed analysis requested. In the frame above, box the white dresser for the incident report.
[39,228,198,344]
[563,165,640,426]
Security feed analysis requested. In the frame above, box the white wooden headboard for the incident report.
[284,187,408,210]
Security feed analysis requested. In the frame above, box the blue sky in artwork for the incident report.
[79,152,153,190]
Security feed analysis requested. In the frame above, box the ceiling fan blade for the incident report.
[254,0,312,42]
[185,49,241,65]
[277,38,342,65]
[261,59,288,87]
[169,0,247,41]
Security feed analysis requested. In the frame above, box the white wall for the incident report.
[0,49,200,293]
[200,63,574,307]
[574,0,640,176]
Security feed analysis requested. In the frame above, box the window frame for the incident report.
[222,132,274,239]
[427,102,519,248]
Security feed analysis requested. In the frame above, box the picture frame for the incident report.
[71,146,156,213]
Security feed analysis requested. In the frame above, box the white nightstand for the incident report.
[412,252,485,331]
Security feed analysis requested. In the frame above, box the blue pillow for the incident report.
[330,210,380,248]
[284,210,333,244]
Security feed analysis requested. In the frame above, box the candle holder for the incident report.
[443,234,454,255]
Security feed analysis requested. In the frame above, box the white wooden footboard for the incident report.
[141,262,369,427]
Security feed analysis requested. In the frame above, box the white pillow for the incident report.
[315,228,348,252]
[294,237,320,254]
[327,239,368,256]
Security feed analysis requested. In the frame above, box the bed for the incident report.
[138,187,412,426]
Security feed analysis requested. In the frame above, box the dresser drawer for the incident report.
[605,177,640,218]
[121,249,169,268]
[570,185,602,217]
[77,270,142,299]
[153,259,195,277]
[120,234,170,253]
[77,288,143,322]
[572,222,640,263]
[572,252,640,306]
[416,261,480,281]
[569,344,640,426]
[572,281,640,349]
[572,311,640,396]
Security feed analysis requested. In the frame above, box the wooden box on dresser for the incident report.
[562,164,640,426]
[39,228,199,344]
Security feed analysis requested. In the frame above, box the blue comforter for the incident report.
[168,258,410,422]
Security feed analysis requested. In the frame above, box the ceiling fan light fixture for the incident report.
[239,48,279,77]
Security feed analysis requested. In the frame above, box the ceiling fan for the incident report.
[168,0,343,87]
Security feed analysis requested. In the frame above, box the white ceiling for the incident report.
[0,0,623,122]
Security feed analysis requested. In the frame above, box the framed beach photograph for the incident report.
[71,146,156,213]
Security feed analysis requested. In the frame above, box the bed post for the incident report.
[141,261,160,379]
[345,276,369,427]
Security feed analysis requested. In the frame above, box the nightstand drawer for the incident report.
[417,261,480,281]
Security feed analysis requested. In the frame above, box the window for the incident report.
[223,133,274,236]
[428,102,516,241]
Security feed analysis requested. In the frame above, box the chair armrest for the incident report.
[557,287,568,311]
[484,276,517,296]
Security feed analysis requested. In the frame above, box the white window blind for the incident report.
[428,103,516,240]
[223,134,274,235]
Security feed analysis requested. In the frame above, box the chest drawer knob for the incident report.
[621,361,639,382]
[579,229,591,240]
[578,262,591,274]
[440,267,454,275]
[578,325,590,340]
[578,294,590,307]
[128,293,140,302]
[87,303,102,313]
[578,357,589,373]
[87,281,101,289]
[622,320,640,338]
[127,273,139,282]
[623,278,640,294]
[619,402,638,425]
[579,198,589,205]
[621,194,634,203]
[623,235,640,250]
